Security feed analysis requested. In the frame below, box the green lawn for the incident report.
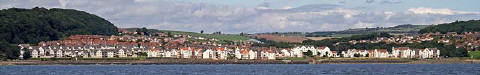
[469,51,480,59]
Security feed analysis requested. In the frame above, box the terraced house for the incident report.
[18,34,442,60]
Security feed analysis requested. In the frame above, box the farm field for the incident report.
[306,37,336,40]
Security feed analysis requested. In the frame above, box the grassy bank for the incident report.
[0,59,308,65]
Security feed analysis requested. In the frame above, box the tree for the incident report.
[0,7,119,60]
[167,32,173,37]
[22,48,31,59]
[354,53,361,57]
[419,20,480,34]
[454,47,468,57]
[317,52,322,57]
[136,52,148,57]
[227,53,235,59]
[240,32,245,36]
[303,50,313,57]
[137,27,149,35]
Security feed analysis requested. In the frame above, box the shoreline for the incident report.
[1,59,479,65]
[0,59,308,65]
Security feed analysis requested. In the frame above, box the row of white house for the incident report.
[19,44,332,60]
[342,47,441,59]
[280,46,335,57]
[19,44,440,60]
[18,44,148,58]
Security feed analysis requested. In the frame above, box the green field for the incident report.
[328,34,360,37]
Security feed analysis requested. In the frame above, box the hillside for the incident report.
[0,7,118,59]
[308,24,431,37]
[419,20,480,34]
[123,28,249,42]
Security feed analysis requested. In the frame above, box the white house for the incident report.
[118,49,126,57]
[192,48,203,58]
[164,50,171,57]
[216,47,228,60]
[373,49,389,58]
[180,47,192,58]
[316,46,332,57]
[107,51,114,58]
[392,47,412,58]
[279,49,291,57]
[95,50,103,58]
[234,47,243,59]
[148,49,159,57]
[56,50,63,58]
[202,49,214,59]
[260,50,276,60]
[31,49,39,58]
[248,50,257,59]
[290,46,305,57]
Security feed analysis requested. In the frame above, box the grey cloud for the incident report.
[365,0,375,3]
[1,0,479,33]
[338,0,346,4]
[364,0,401,4]
[381,0,402,4]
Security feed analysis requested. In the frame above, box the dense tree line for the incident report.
[307,25,429,37]
[0,7,118,60]
[303,32,392,47]
[252,38,295,48]
[419,20,480,34]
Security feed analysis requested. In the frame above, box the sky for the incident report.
[1,0,480,33]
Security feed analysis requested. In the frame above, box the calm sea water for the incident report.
[1,64,479,75]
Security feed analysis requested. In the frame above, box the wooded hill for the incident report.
[419,20,480,34]
[0,7,118,60]
[308,24,431,37]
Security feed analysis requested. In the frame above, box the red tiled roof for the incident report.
[180,47,189,51]
[216,47,225,51]
[397,47,410,50]
[317,46,327,50]
[377,49,388,52]
[331,51,337,53]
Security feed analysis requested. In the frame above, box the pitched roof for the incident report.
[317,46,328,50]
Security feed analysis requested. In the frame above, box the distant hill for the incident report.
[419,20,480,34]
[123,28,249,42]
[249,34,308,43]
[307,24,431,37]
[0,7,118,59]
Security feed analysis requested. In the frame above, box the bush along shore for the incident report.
[1,58,480,65]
